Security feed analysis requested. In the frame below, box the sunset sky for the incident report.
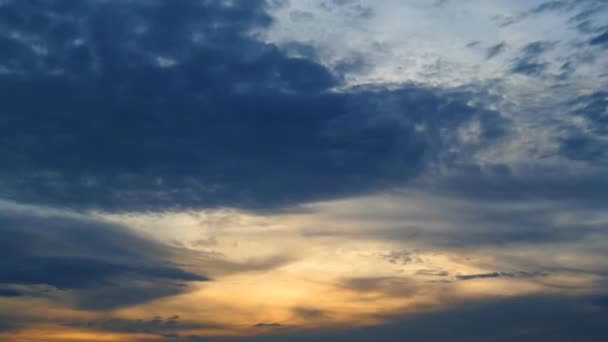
[1,0,608,341]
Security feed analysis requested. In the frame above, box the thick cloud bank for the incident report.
[0,0,502,211]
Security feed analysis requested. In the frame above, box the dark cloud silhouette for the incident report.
[570,91,608,133]
[416,269,450,277]
[530,1,570,15]
[426,165,608,206]
[456,272,547,281]
[509,41,556,77]
[0,0,501,212]
[560,135,606,161]
[254,323,283,329]
[0,288,23,297]
[292,307,327,321]
[486,42,507,59]
[590,30,608,46]
[300,164,608,252]
[0,207,208,310]
[511,61,549,76]
[0,1,606,340]
[340,277,421,297]
[521,41,556,57]
[63,316,222,337]
[320,0,374,19]
[559,91,608,161]
[166,295,608,341]
[498,0,607,29]
[379,250,420,265]
[592,295,608,309]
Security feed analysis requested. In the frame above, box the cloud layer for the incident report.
[0,0,607,341]
[0,0,505,212]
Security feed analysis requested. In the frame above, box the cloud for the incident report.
[426,165,608,208]
[509,41,556,77]
[494,0,607,32]
[592,295,608,310]
[0,288,23,297]
[320,0,374,19]
[165,295,608,342]
[297,173,608,257]
[291,307,327,320]
[558,91,608,162]
[379,250,420,265]
[511,61,549,76]
[0,206,208,310]
[254,323,283,329]
[63,316,222,337]
[416,270,450,277]
[590,30,608,46]
[560,135,607,161]
[530,1,570,15]
[0,2,605,341]
[0,0,502,212]
[340,277,420,297]
[486,42,507,59]
[456,272,547,281]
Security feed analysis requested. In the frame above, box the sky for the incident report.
[0,0,607,341]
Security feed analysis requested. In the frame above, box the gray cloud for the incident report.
[486,42,507,59]
[254,323,284,329]
[509,41,557,77]
[0,207,208,310]
[0,0,504,213]
[590,30,608,47]
[340,277,421,298]
[0,288,23,297]
[63,316,223,337]
[166,295,608,341]
[292,307,327,321]
[456,272,548,281]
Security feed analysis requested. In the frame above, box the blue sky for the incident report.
[0,0,607,341]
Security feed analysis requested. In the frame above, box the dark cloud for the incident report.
[0,207,208,310]
[569,91,608,133]
[0,255,205,290]
[559,91,608,162]
[289,10,315,22]
[167,295,608,341]
[302,165,608,251]
[592,295,608,310]
[530,1,570,14]
[254,323,283,329]
[379,250,421,264]
[0,0,500,212]
[511,61,549,76]
[292,307,327,321]
[486,42,507,59]
[521,41,557,57]
[0,288,24,297]
[427,165,608,206]
[560,135,606,161]
[567,1,608,37]
[498,0,607,28]
[416,269,450,277]
[456,272,547,281]
[590,30,608,47]
[568,8,608,34]
[341,277,421,298]
[320,0,374,19]
[63,316,222,337]
[509,41,556,77]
